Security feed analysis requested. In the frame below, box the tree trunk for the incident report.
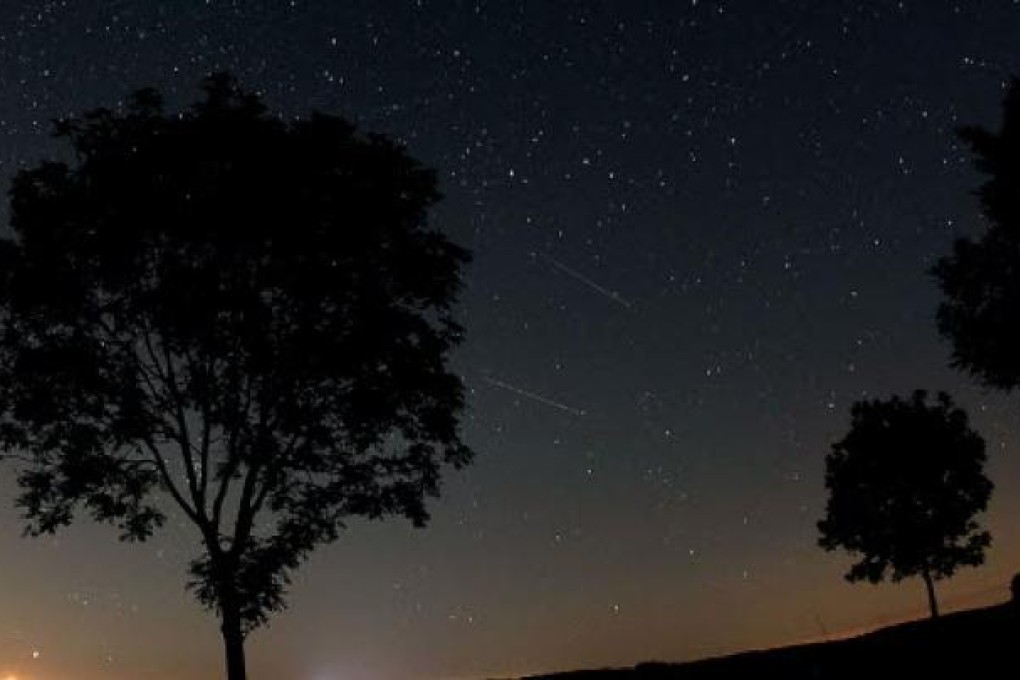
[921,567,939,619]
[220,597,247,680]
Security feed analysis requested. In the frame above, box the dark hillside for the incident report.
[527,601,1018,679]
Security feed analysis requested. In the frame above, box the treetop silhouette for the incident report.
[818,390,992,619]
[934,78,1020,391]
[0,73,472,680]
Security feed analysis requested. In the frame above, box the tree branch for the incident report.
[161,340,203,518]
[229,378,277,557]
[195,351,214,512]
[138,438,201,526]
[230,458,262,558]
[212,372,256,529]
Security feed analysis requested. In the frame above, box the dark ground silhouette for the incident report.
[524,587,1019,679]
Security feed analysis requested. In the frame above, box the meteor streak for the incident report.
[541,253,633,309]
[482,375,587,417]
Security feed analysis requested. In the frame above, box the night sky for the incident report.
[2,2,1020,679]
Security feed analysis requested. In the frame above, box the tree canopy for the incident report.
[0,73,472,679]
[818,391,992,618]
[934,78,1020,391]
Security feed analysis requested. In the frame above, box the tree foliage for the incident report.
[0,74,471,678]
[818,391,992,617]
[934,78,1020,390]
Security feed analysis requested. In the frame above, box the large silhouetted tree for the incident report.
[0,74,472,680]
[818,391,992,619]
[934,79,1020,391]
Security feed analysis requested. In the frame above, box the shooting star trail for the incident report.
[541,253,633,309]
[482,376,587,417]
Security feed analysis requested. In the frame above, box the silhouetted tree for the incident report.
[818,391,992,619]
[933,79,1020,392]
[0,74,472,680]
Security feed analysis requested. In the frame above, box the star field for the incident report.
[2,2,1020,679]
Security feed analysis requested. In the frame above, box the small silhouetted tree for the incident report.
[0,74,472,680]
[934,78,1020,391]
[818,391,992,619]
